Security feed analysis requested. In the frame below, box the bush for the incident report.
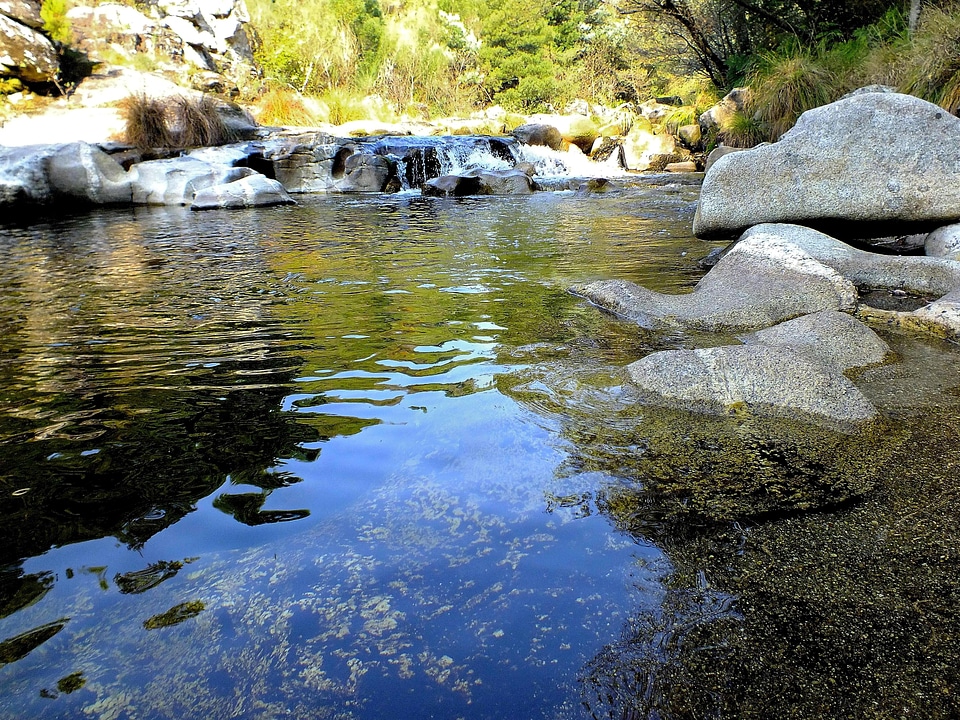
[253,87,323,126]
[899,7,960,114]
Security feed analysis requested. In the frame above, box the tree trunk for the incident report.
[909,0,922,35]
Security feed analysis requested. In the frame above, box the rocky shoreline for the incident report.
[577,90,960,438]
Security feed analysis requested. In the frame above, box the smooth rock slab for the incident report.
[740,224,960,297]
[574,231,857,331]
[191,173,295,210]
[739,310,890,373]
[694,92,960,238]
[627,344,879,429]
[130,156,252,205]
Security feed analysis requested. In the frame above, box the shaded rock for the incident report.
[191,173,295,209]
[695,92,960,238]
[469,168,538,195]
[627,344,878,429]
[0,11,58,83]
[738,310,890,373]
[664,160,698,173]
[257,132,343,193]
[422,174,481,197]
[574,230,857,331]
[334,152,397,193]
[860,287,960,340]
[699,88,750,132]
[511,123,562,150]
[0,0,42,28]
[925,223,960,260]
[577,178,619,193]
[678,123,701,148]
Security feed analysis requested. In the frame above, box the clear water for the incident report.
[3,188,959,719]
[0,189,709,719]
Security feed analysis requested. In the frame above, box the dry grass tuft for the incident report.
[120,93,173,151]
[120,93,242,150]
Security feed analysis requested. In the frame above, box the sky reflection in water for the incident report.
[0,190,710,719]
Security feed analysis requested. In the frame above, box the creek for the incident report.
[0,181,958,719]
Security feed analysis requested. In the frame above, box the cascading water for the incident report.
[357,134,628,191]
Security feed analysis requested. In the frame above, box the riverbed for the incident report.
[1,187,958,719]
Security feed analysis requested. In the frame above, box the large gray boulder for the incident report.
[191,173,295,209]
[0,142,132,206]
[694,92,960,238]
[0,10,58,83]
[574,229,857,331]
[45,142,133,205]
[334,152,398,193]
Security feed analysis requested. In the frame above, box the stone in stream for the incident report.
[574,228,858,332]
[626,311,890,430]
[190,173,296,209]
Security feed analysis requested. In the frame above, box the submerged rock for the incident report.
[694,92,960,238]
[626,311,890,430]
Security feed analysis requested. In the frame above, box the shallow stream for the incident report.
[1,186,958,719]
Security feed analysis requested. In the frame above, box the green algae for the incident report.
[143,601,205,630]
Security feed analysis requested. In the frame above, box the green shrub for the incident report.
[720,110,766,148]
[899,7,960,114]
[40,0,73,45]
[253,87,323,126]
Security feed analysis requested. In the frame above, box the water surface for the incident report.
[1,188,959,719]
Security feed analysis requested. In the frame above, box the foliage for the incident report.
[898,5,960,113]
[618,0,895,88]
[40,0,73,45]
[747,46,835,140]
[253,87,323,126]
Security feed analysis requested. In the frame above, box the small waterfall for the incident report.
[366,136,521,191]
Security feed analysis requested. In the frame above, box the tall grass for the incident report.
[898,7,960,113]
[747,48,836,141]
